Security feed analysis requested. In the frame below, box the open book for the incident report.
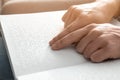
[0,11,120,80]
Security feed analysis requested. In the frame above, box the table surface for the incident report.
[0,37,13,80]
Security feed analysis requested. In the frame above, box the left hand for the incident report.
[50,23,120,62]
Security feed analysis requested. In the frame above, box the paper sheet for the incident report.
[0,11,120,80]
[0,11,86,77]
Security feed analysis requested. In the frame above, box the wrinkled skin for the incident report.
[51,23,120,62]
[50,0,120,62]
[50,0,119,46]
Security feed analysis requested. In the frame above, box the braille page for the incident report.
[0,11,86,77]
[1,11,120,80]
[18,60,120,80]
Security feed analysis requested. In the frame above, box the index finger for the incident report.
[49,18,79,46]
[51,24,94,50]
[49,15,92,46]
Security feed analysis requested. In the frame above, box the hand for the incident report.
[62,2,113,28]
[50,23,120,62]
[50,0,118,47]
[76,23,120,62]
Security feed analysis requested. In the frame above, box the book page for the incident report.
[1,11,120,79]
[18,59,120,80]
[0,11,87,77]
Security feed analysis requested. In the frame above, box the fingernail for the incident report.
[49,38,55,46]
[84,55,89,58]
[76,47,82,53]
[76,49,82,53]
[51,44,59,50]
[49,40,53,46]
[90,56,100,63]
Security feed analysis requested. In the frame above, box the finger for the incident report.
[62,7,73,22]
[76,24,101,53]
[50,15,92,46]
[49,18,79,46]
[83,36,107,58]
[51,25,94,50]
[64,12,76,28]
[64,8,81,28]
[90,48,109,62]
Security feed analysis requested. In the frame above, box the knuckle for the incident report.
[77,12,87,19]
[70,5,81,13]
[78,11,93,19]
[89,23,97,27]
[62,15,66,22]
[91,29,101,34]
[86,23,97,29]
[91,28,104,35]
[112,33,120,39]
[99,35,108,45]
[70,5,76,9]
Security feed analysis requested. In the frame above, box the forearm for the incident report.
[95,0,120,17]
[1,0,96,14]
[0,0,2,14]
[116,0,120,16]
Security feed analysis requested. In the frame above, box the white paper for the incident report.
[0,11,86,77]
[0,11,120,80]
